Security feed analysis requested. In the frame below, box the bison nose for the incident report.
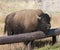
[47,24,51,29]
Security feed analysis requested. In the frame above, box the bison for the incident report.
[4,9,51,50]
[4,9,51,35]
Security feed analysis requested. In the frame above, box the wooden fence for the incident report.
[0,28,60,50]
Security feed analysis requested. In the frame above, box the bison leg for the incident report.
[24,41,33,50]
[26,41,32,50]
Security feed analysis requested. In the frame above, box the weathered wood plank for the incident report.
[0,28,60,45]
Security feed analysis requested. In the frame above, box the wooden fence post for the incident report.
[52,36,56,45]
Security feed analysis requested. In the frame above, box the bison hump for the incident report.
[13,10,38,32]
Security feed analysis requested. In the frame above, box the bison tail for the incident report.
[4,25,7,34]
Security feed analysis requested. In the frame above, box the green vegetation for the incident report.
[34,43,60,50]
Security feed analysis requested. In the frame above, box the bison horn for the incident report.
[36,15,41,20]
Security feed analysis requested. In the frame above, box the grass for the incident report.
[0,1,60,50]
[36,43,60,50]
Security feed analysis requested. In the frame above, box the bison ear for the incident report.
[36,15,41,20]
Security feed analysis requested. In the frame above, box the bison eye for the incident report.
[36,15,41,20]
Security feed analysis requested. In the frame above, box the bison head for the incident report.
[37,13,51,33]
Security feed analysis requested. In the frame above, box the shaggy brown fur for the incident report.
[4,12,16,35]
[4,9,51,35]
[4,9,44,34]
[13,9,43,32]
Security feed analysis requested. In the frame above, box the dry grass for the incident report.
[0,1,60,50]
[51,12,60,28]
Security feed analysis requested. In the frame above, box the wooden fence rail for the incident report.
[0,28,60,45]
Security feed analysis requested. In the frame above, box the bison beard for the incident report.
[4,9,51,49]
